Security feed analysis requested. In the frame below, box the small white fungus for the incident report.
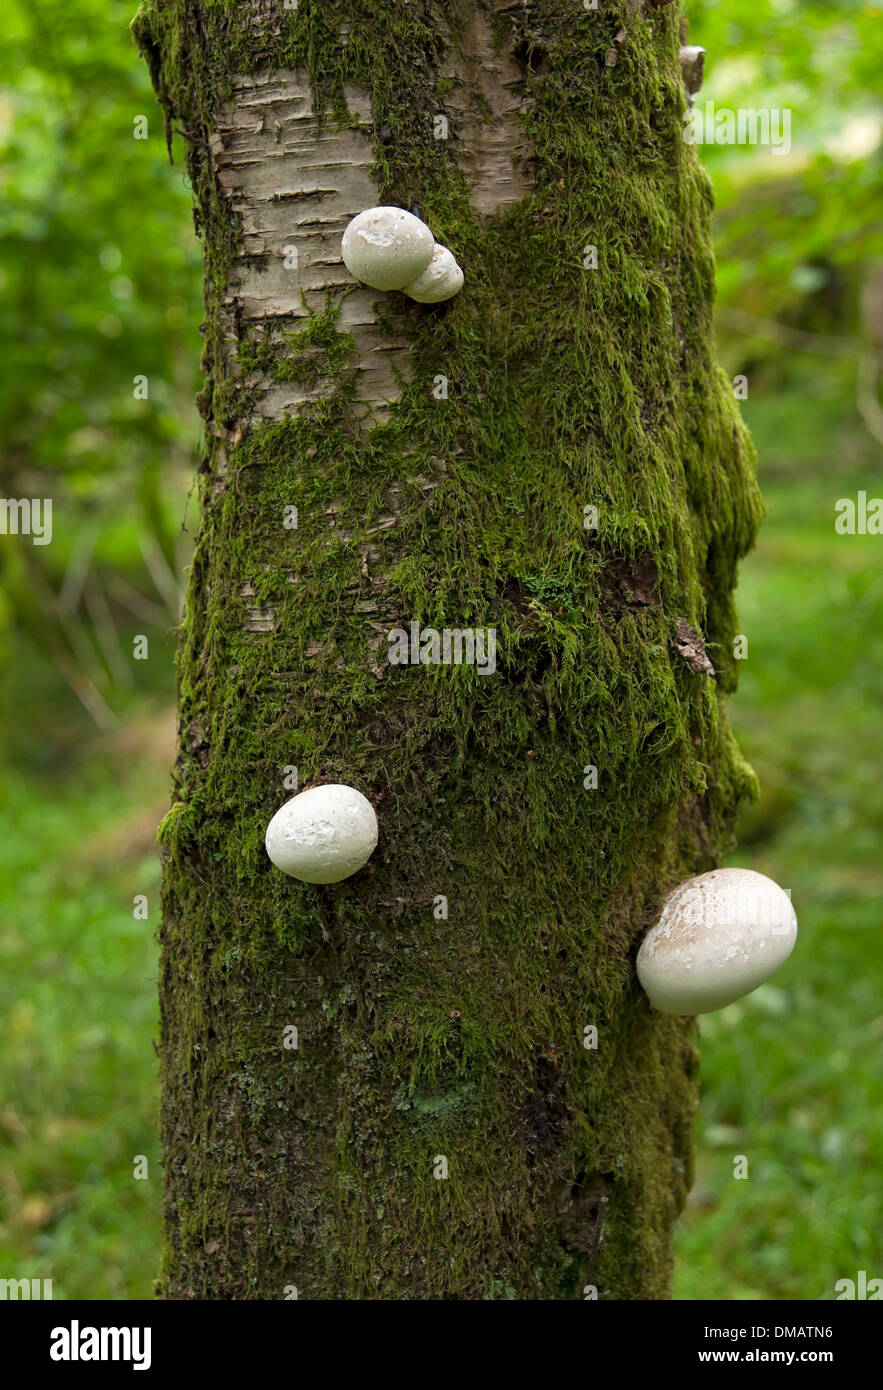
[265,783,378,885]
[401,243,464,303]
[341,207,435,291]
[636,867,797,1015]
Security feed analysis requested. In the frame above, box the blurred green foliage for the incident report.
[0,0,880,1299]
[0,723,167,1298]
[675,0,883,1298]
[675,381,883,1299]
[689,0,883,300]
[0,0,200,733]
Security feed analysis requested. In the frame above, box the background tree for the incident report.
[132,0,762,1300]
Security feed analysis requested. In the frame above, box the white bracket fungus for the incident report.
[401,243,464,303]
[265,783,378,884]
[341,206,463,303]
[636,867,797,1015]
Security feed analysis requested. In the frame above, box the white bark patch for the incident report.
[238,579,276,634]
[211,70,412,426]
[443,8,533,217]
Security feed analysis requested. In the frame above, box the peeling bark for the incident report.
[212,72,412,423]
[680,45,706,101]
[442,6,533,216]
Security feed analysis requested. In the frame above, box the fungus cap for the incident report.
[636,867,797,1015]
[341,207,435,291]
[402,243,464,303]
[265,784,378,884]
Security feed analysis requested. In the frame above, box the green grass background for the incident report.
[674,366,883,1300]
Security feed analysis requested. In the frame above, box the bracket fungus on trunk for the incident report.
[341,206,463,303]
[636,868,798,1015]
[401,243,464,303]
[265,784,378,885]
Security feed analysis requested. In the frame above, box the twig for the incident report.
[138,528,184,620]
[84,577,135,689]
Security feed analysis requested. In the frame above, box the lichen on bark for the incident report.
[134,0,762,1299]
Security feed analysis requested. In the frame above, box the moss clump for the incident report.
[135,0,761,1300]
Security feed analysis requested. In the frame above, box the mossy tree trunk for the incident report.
[135,0,761,1300]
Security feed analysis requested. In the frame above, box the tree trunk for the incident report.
[135,0,761,1300]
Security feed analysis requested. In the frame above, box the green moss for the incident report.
[237,297,358,386]
[135,0,762,1300]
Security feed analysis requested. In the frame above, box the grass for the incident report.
[0,709,171,1299]
[1,365,880,1300]
[673,359,883,1299]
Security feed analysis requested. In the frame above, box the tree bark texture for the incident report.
[134,0,762,1299]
